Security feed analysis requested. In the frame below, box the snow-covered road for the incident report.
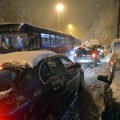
[62,53,120,120]
[90,53,120,120]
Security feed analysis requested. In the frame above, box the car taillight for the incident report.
[0,117,8,120]
[109,60,114,65]
[0,66,3,70]
[0,106,10,120]
[92,53,96,58]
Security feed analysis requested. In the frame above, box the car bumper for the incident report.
[74,58,96,64]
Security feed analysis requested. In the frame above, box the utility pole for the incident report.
[117,0,120,38]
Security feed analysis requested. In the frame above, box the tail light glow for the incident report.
[92,53,96,58]
[0,66,3,70]
[109,60,114,65]
[0,116,8,120]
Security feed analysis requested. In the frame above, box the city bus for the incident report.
[0,23,81,54]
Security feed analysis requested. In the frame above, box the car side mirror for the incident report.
[74,62,81,68]
[97,75,111,84]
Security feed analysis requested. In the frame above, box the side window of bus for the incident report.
[60,57,74,70]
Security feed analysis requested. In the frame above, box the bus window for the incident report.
[65,37,70,46]
[41,33,50,48]
[36,37,41,49]
[56,36,60,47]
[51,35,55,47]
[61,36,65,47]
[1,33,27,51]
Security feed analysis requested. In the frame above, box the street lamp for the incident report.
[56,3,64,30]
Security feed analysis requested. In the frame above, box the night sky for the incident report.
[0,0,113,41]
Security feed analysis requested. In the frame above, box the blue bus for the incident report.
[0,23,81,54]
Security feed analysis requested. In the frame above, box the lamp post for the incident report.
[56,3,64,30]
[68,24,75,36]
[117,0,120,38]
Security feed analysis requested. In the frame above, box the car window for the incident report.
[40,63,52,83]
[86,48,94,54]
[76,48,86,54]
[40,58,65,84]
[0,69,17,91]
[60,57,74,70]
[114,42,120,52]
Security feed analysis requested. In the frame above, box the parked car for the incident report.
[97,39,120,84]
[0,50,84,120]
[74,46,100,66]
[97,53,117,85]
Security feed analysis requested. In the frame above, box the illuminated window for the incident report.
[41,33,50,48]
[41,33,46,38]
[51,35,56,47]
[61,36,65,46]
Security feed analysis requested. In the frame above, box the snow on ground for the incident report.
[84,64,108,113]
[61,55,111,120]
[64,53,120,120]
[82,54,113,119]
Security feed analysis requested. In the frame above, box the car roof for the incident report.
[0,50,57,68]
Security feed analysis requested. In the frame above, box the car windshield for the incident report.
[0,69,17,91]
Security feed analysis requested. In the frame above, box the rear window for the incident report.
[76,47,98,55]
[86,48,96,54]
[0,69,17,91]
[76,48,86,54]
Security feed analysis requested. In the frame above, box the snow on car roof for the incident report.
[0,50,57,68]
